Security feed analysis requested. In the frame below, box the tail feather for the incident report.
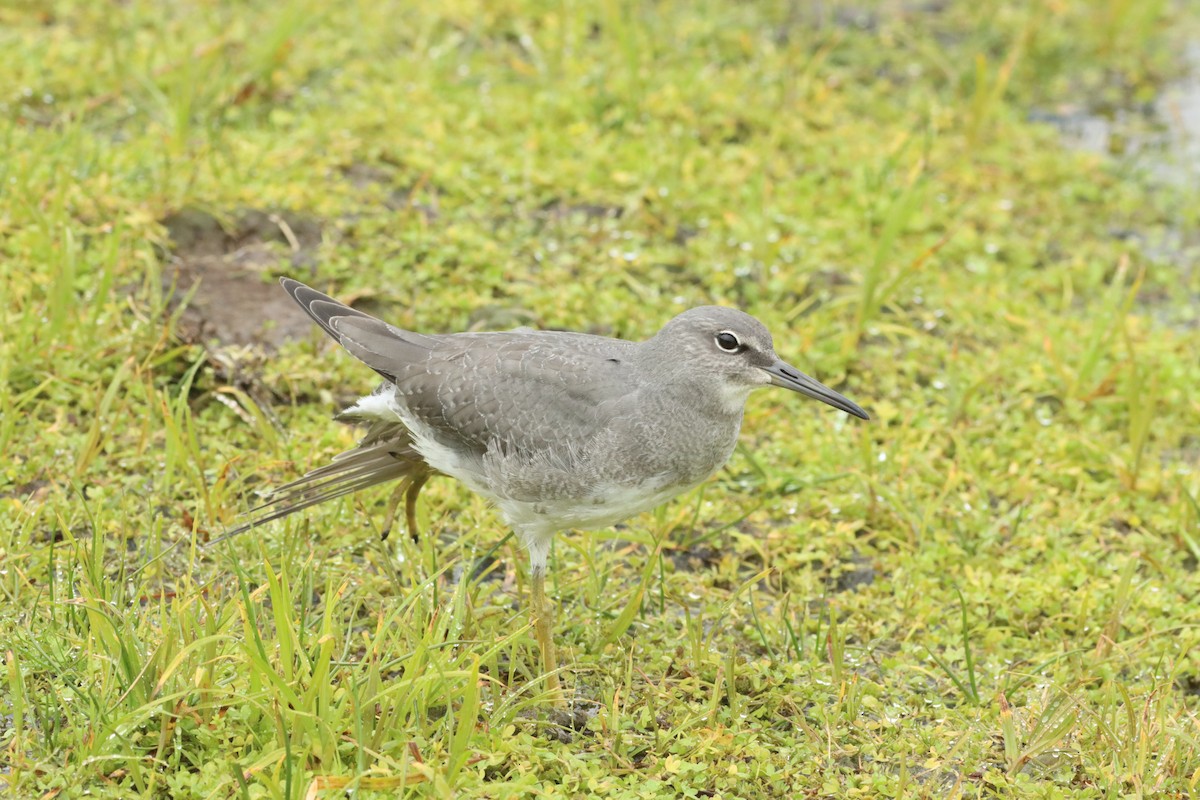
[211,279,439,546]
[211,439,435,545]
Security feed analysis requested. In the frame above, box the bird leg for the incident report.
[379,481,407,541]
[380,474,430,542]
[530,567,566,708]
[402,474,428,542]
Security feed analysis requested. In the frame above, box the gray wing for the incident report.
[342,325,640,458]
[283,278,641,457]
[280,277,441,383]
[404,335,654,506]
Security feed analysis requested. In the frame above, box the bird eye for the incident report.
[715,331,741,352]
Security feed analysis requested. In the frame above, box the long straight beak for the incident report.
[763,360,869,420]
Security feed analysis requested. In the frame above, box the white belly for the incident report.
[496,479,696,535]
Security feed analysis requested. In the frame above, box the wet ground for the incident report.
[1030,42,1200,331]
[1036,43,1200,186]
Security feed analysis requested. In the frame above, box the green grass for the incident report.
[3,0,1200,797]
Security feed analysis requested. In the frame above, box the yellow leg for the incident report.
[531,569,566,708]
[380,474,431,542]
[379,481,408,541]
[404,474,429,542]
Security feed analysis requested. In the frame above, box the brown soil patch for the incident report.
[161,208,323,350]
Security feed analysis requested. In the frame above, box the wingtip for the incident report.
[279,275,307,295]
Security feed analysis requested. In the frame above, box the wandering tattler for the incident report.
[222,277,869,705]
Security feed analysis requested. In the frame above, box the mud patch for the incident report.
[0,478,51,505]
[535,199,624,223]
[831,551,876,593]
[668,541,724,572]
[340,163,440,221]
[161,207,323,350]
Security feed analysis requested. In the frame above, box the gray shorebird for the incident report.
[221,278,869,706]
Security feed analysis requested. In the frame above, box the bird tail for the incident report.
[211,278,438,545]
[211,429,435,546]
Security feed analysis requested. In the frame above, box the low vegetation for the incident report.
[3,1,1199,797]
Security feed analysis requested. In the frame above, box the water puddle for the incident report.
[1031,44,1200,185]
[1029,43,1200,330]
